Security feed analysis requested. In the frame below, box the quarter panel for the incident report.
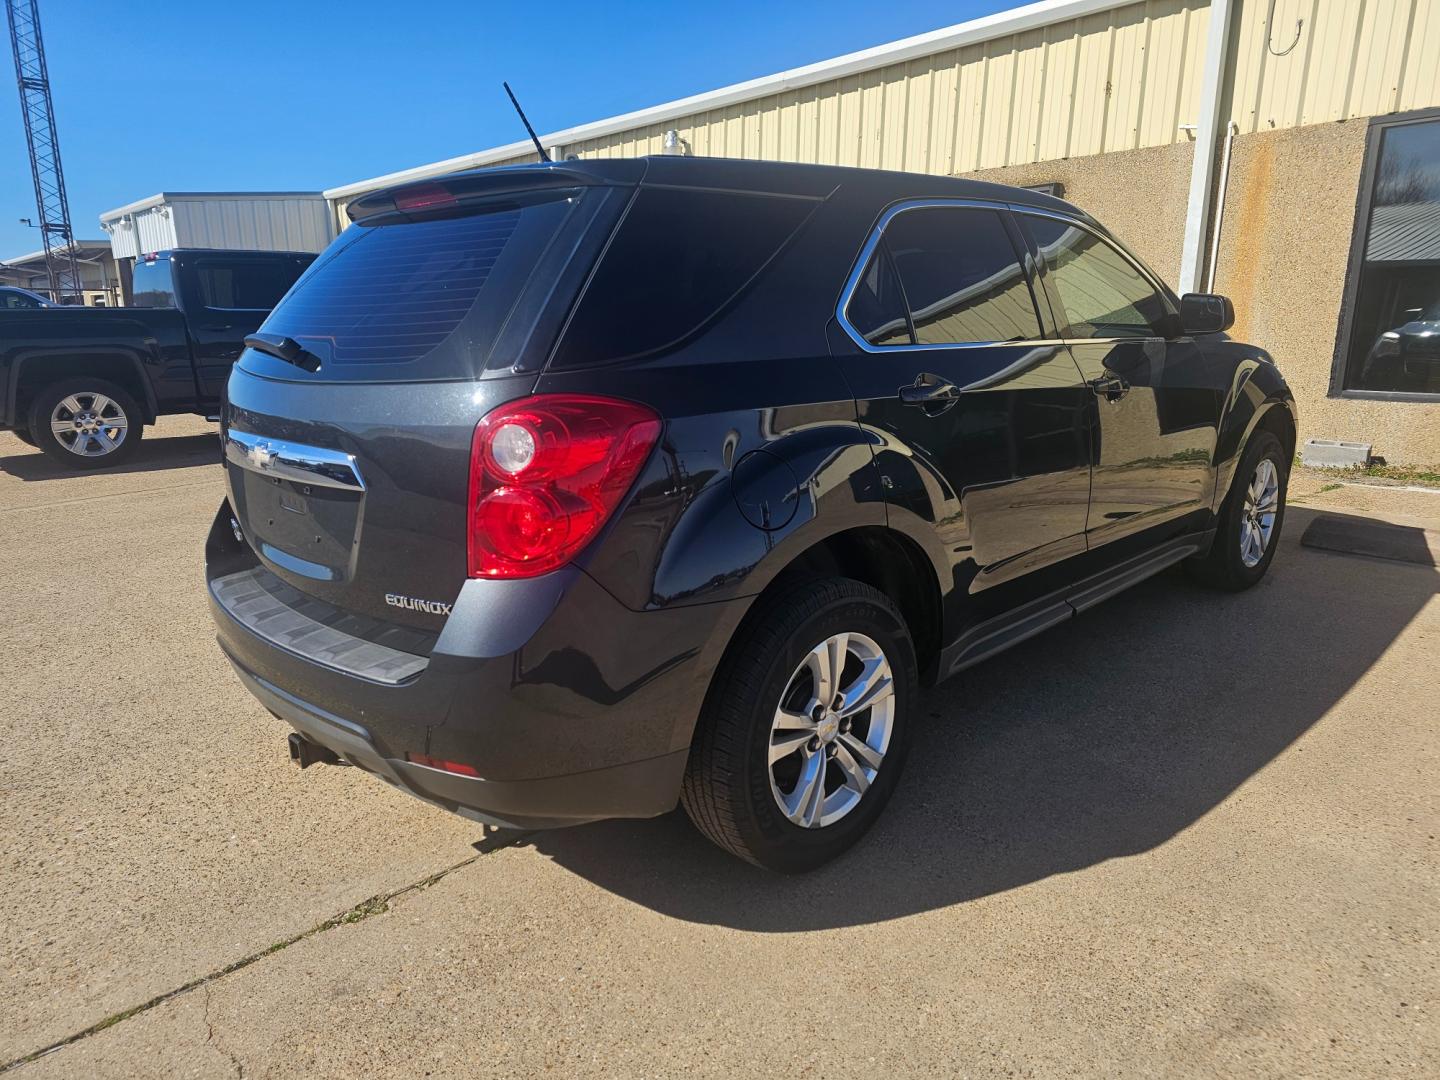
[537,354,886,611]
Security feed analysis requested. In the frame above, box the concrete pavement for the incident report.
[1,420,1436,1077]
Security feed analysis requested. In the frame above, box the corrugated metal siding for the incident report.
[326,0,1440,219]
[564,1,1209,173]
[134,208,178,258]
[169,197,332,253]
[1228,0,1440,132]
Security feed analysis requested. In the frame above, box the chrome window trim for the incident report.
[224,429,367,492]
[835,198,1170,354]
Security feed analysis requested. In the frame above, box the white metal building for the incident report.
[99,192,334,261]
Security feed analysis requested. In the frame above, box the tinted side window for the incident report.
[847,244,913,346]
[195,261,303,310]
[552,187,816,368]
[1024,216,1166,338]
[2,291,40,309]
[884,207,1040,345]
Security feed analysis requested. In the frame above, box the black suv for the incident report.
[207,157,1295,872]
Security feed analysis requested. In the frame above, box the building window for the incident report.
[1338,110,1440,397]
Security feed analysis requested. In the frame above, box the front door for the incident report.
[836,202,1093,644]
[1015,213,1221,564]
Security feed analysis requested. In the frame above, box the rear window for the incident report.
[246,191,581,381]
[551,186,817,368]
[131,259,177,308]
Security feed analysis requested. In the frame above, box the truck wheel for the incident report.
[27,378,143,469]
[681,577,917,873]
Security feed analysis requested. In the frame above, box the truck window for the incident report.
[195,262,303,310]
[131,258,177,308]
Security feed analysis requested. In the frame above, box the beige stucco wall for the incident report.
[1215,122,1440,466]
[965,140,1195,287]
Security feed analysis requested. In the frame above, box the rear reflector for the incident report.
[393,183,457,211]
[406,752,480,777]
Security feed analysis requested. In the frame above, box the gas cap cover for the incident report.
[731,449,800,531]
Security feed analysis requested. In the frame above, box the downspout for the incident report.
[1178,0,1238,295]
[1206,122,1240,293]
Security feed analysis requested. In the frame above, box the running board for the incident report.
[938,534,1209,679]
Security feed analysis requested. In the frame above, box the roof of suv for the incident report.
[357,154,1091,225]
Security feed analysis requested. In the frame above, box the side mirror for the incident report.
[1179,292,1235,335]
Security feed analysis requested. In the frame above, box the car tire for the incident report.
[27,378,144,470]
[1187,429,1288,591]
[681,577,917,873]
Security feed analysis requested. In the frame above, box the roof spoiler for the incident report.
[346,164,626,224]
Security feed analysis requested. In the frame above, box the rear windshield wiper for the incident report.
[244,332,322,373]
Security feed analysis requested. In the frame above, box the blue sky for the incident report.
[0,0,1011,258]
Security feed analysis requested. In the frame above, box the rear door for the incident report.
[181,254,312,402]
[837,201,1093,641]
[222,182,621,628]
[1015,212,1222,563]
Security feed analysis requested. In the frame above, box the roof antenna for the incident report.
[503,82,551,163]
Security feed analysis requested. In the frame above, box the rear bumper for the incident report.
[221,649,688,829]
[206,505,745,829]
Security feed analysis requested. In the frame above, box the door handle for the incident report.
[898,374,960,410]
[1089,373,1131,401]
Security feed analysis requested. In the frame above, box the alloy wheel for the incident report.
[1239,457,1280,568]
[768,631,895,828]
[50,392,129,458]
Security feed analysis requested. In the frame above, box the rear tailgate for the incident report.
[223,370,535,629]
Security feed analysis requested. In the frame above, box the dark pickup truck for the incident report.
[0,248,313,468]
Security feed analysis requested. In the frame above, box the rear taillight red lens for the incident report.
[467,395,661,578]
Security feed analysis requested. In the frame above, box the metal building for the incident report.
[0,239,121,305]
[99,192,334,260]
[325,0,1440,464]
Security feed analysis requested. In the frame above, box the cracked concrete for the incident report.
[3,420,1438,1077]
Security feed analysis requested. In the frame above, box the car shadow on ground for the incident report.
[520,506,1438,930]
[0,432,219,480]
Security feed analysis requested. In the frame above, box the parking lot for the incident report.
[1,417,1436,1077]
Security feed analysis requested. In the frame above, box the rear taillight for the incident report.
[467,395,661,579]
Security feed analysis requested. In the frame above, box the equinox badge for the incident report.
[385,593,453,616]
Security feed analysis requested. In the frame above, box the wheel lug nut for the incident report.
[808,737,821,752]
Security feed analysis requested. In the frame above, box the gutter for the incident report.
[1178,0,1238,295]
[323,0,1132,201]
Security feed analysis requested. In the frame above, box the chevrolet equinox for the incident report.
[206,157,1296,872]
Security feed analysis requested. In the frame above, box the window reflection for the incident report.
[884,207,1041,345]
